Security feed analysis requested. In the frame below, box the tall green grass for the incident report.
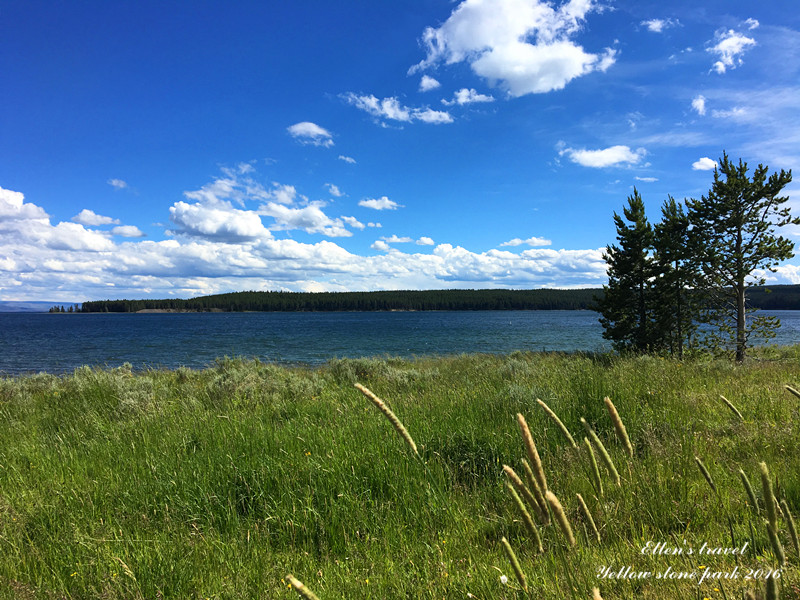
[0,349,798,598]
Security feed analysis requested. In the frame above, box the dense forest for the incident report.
[73,285,800,313]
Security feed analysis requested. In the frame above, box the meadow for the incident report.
[1,349,799,599]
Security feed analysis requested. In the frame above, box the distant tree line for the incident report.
[79,289,602,313]
[72,284,800,316]
[597,152,796,361]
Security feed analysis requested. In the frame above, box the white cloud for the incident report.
[325,183,344,197]
[341,216,366,230]
[338,155,357,164]
[382,235,414,244]
[359,196,402,210]
[169,200,272,242]
[744,18,759,30]
[342,93,453,125]
[411,0,616,97]
[500,236,552,247]
[634,176,659,183]
[267,183,299,205]
[286,121,334,147]
[641,18,678,33]
[107,178,128,189]
[71,209,120,226]
[692,157,717,171]
[560,145,647,168]
[258,201,352,237]
[707,28,756,74]
[0,186,48,221]
[442,88,495,106]
[417,237,435,246]
[691,94,707,115]
[371,240,391,252]
[112,225,146,238]
[419,75,441,91]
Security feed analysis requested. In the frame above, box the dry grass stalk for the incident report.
[503,465,546,525]
[354,383,418,456]
[286,575,322,600]
[760,462,778,530]
[521,459,550,525]
[766,521,786,566]
[500,537,528,592]
[576,493,600,543]
[739,469,760,514]
[536,398,577,448]
[581,419,621,487]
[719,395,745,421]
[780,499,799,554]
[603,396,633,458]
[785,384,800,400]
[694,456,717,494]
[592,588,604,600]
[505,482,543,553]
[584,437,604,497]
[545,490,576,547]
[517,413,548,492]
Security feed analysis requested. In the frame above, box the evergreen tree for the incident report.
[597,189,657,353]
[687,153,796,362]
[652,196,700,357]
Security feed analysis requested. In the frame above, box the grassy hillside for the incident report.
[1,351,799,599]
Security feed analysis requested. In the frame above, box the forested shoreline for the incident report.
[70,285,800,313]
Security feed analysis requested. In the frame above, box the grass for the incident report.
[0,349,799,599]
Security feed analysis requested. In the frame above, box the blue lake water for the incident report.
[2,310,800,375]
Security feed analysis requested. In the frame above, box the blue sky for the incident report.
[2,0,800,301]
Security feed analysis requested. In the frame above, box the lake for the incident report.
[3,310,800,375]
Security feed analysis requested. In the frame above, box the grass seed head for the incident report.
[286,575,322,600]
[785,384,800,400]
[766,521,786,566]
[581,419,621,487]
[500,537,528,592]
[584,437,603,497]
[355,383,418,456]
[505,482,543,553]
[739,468,760,515]
[536,398,577,448]
[592,588,604,600]
[545,490,576,547]
[760,462,778,530]
[517,413,547,492]
[521,458,550,525]
[719,394,745,421]
[576,493,600,543]
[603,396,633,458]
[694,456,717,494]
[780,499,799,555]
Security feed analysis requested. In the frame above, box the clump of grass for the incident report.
[603,396,633,457]
[694,456,718,494]
[536,398,577,448]
[719,394,745,421]
[517,413,547,492]
[545,490,576,548]
[581,418,621,487]
[500,537,528,592]
[286,575,321,600]
[355,383,418,456]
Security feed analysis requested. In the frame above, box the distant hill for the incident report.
[76,285,800,313]
[0,301,78,313]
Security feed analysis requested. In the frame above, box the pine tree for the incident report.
[652,196,700,357]
[687,153,796,362]
[598,189,657,353]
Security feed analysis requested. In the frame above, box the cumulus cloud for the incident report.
[381,235,414,244]
[0,186,49,221]
[559,145,647,168]
[442,88,495,106]
[411,0,616,97]
[341,216,366,230]
[342,93,453,124]
[500,236,552,247]
[107,178,128,189]
[112,225,146,238]
[371,240,391,252]
[72,209,120,226]
[259,201,352,237]
[707,28,756,74]
[169,200,272,243]
[417,237,435,246]
[287,121,334,147]
[692,157,717,170]
[359,196,402,210]
[691,95,707,115]
[641,18,679,33]
[419,75,441,91]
